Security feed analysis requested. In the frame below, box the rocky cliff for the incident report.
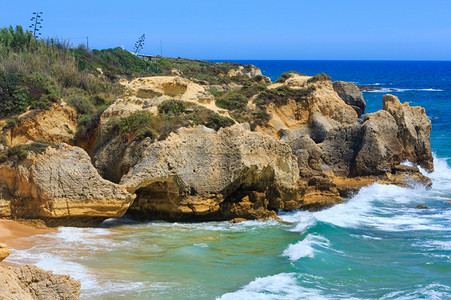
[0,264,80,300]
[0,143,134,226]
[120,124,299,220]
[0,60,434,223]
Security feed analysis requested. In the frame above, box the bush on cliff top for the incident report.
[110,104,235,144]
[158,100,187,117]
[255,85,316,109]
[307,73,331,83]
[215,93,248,110]
[0,26,123,119]
[0,72,59,118]
[275,71,306,83]
[0,139,57,162]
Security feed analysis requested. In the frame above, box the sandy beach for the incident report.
[0,219,55,266]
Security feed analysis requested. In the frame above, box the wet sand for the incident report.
[0,219,55,266]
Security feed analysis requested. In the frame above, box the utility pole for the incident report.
[86,36,89,50]
[29,12,44,37]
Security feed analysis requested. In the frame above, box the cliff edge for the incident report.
[0,59,434,223]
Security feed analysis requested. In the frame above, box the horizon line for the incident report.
[205,58,451,62]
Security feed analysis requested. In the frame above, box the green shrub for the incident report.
[206,113,235,130]
[119,111,152,133]
[0,25,35,53]
[0,72,60,117]
[215,93,248,110]
[255,85,315,109]
[2,116,18,129]
[207,88,224,98]
[307,73,331,83]
[158,100,187,116]
[275,71,305,83]
[0,135,8,146]
[67,94,93,115]
[136,128,156,141]
[117,111,156,142]
[0,73,29,118]
[93,95,106,106]
[230,109,271,130]
[76,108,105,139]
[0,140,56,162]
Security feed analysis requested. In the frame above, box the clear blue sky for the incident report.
[1,0,450,60]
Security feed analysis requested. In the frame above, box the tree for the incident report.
[134,34,145,55]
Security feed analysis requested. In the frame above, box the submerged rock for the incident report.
[0,264,80,300]
[415,204,428,209]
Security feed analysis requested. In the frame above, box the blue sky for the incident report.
[1,0,450,60]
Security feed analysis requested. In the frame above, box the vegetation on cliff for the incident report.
[107,103,235,143]
[0,25,262,138]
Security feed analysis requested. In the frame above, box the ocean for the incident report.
[5,61,451,299]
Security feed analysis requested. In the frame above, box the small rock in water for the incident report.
[230,218,247,224]
[415,204,428,209]
[0,243,11,261]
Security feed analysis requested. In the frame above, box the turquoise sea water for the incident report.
[5,61,451,299]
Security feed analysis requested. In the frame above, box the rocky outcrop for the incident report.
[91,76,231,178]
[0,243,10,261]
[259,77,358,142]
[258,79,433,210]
[0,264,80,300]
[225,65,263,78]
[0,61,434,222]
[120,124,300,220]
[333,81,366,117]
[101,76,219,123]
[354,110,402,175]
[3,104,77,146]
[0,144,134,226]
[383,94,433,171]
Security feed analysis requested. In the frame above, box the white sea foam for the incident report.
[414,239,451,251]
[279,210,316,233]
[401,160,415,167]
[4,226,160,296]
[144,218,281,232]
[350,234,382,240]
[282,234,330,261]
[380,283,451,300]
[217,273,327,300]
[310,155,451,232]
[360,82,384,86]
[366,88,443,93]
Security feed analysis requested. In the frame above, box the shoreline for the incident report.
[0,219,55,266]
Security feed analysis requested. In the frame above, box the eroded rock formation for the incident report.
[383,94,433,171]
[120,124,299,220]
[0,243,11,262]
[255,73,432,209]
[333,81,366,117]
[3,104,77,147]
[0,264,80,300]
[0,144,134,226]
[0,64,434,223]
